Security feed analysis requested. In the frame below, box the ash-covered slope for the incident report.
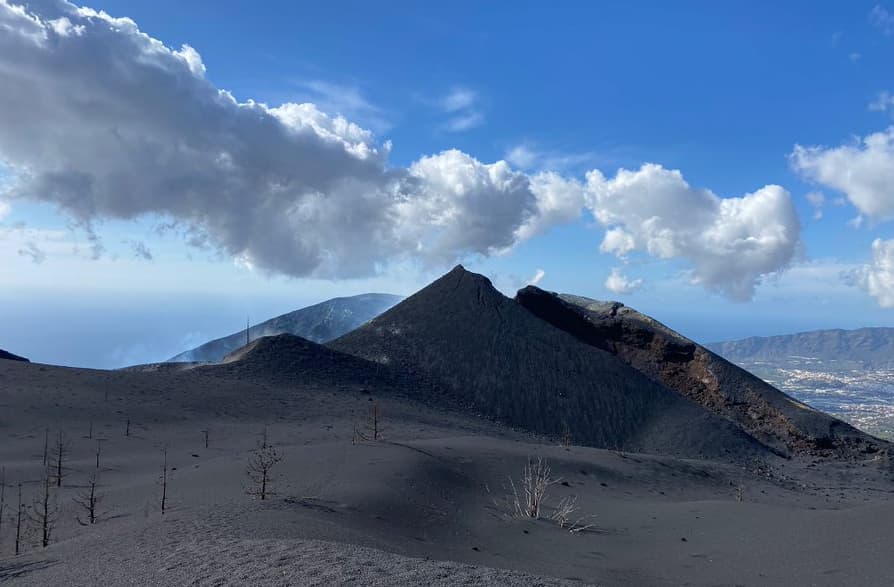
[210,333,399,389]
[0,348,28,362]
[330,266,763,461]
[706,327,894,369]
[516,287,884,458]
[168,293,402,363]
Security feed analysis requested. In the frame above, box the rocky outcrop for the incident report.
[515,287,884,459]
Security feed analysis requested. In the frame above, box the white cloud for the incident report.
[504,143,597,172]
[849,52,862,63]
[528,268,545,286]
[292,79,390,134]
[871,5,894,35]
[604,267,642,295]
[514,172,585,241]
[586,164,800,301]
[439,87,484,132]
[0,1,802,303]
[0,1,549,278]
[853,238,894,307]
[0,200,9,219]
[791,128,894,222]
[506,145,538,169]
[600,227,636,256]
[443,111,484,133]
[869,91,894,114]
[806,191,825,219]
[395,149,539,261]
[441,88,477,112]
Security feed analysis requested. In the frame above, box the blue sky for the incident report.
[2,0,894,367]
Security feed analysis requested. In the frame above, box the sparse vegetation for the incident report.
[51,430,69,488]
[159,446,168,515]
[28,468,57,548]
[353,402,385,443]
[510,457,557,519]
[508,457,594,533]
[14,483,22,555]
[95,439,104,470]
[74,471,103,525]
[559,422,573,448]
[42,428,48,468]
[246,430,282,501]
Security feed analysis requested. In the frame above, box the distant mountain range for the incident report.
[0,348,28,362]
[168,293,402,363]
[706,328,894,370]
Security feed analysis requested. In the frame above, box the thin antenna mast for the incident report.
[246,316,250,346]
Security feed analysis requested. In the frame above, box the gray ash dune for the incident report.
[515,288,884,459]
[330,266,764,462]
[168,293,402,363]
[210,333,402,390]
[0,348,28,362]
[706,327,894,369]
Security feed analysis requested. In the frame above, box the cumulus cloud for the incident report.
[514,172,585,241]
[528,268,545,286]
[791,128,894,222]
[853,238,894,307]
[0,200,9,220]
[586,164,800,301]
[0,1,545,277]
[0,1,802,301]
[604,267,642,295]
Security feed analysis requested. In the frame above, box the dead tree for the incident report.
[159,447,168,515]
[14,483,22,555]
[74,471,103,525]
[201,429,209,449]
[87,421,93,440]
[42,428,48,467]
[353,402,385,442]
[245,434,282,501]
[28,469,57,548]
[95,439,104,471]
[51,431,69,488]
[125,418,131,437]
